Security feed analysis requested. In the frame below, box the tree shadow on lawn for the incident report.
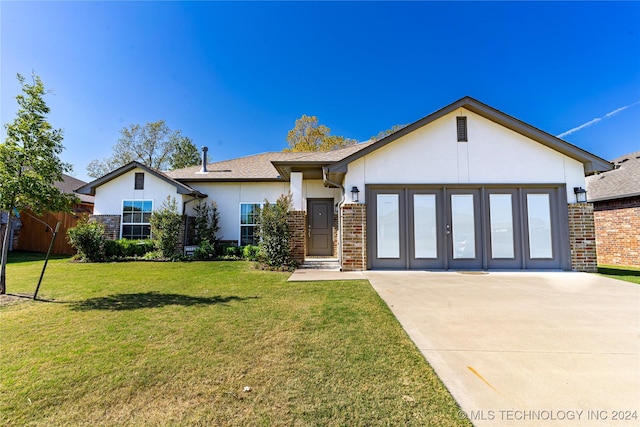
[71,292,256,311]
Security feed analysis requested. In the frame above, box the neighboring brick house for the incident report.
[586,151,640,268]
[0,174,95,255]
[77,97,613,272]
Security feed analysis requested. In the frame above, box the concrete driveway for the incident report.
[364,271,640,427]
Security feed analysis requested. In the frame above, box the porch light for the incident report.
[573,187,587,203]
[351,186,360,203]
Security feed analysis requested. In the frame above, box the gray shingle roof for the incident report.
[585,151,640,201]
[56,174,94,204]
[166,142,375,181]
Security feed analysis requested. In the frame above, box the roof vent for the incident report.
[200,146,209,173]
[457,116,468,142]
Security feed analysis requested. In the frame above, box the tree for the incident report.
[0,73,75,294]
[193,200,220,246]
[284,115,356,152]
[86,120,199,178]
[371,124,407,141]
[257,193,293,268]
[170,136,200,169]
[149,197,182,259]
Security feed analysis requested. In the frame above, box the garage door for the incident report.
[367,185,570,270]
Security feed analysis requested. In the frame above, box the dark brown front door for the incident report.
[307,199,334,256]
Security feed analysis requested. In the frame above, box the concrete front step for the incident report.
[299,258,340,270]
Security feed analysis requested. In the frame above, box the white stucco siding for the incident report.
[302,180,340,207]
[93,169,186,215]
[344,109,587,203]
[185,181,289,243]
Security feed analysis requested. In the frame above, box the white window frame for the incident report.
[121,199,153,240]
[239,202,262,246]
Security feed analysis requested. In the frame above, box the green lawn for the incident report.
[1,253,470,426]
[598,264,640,285]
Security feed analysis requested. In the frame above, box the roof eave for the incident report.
[589,191,640,203]
[75,161,206,197]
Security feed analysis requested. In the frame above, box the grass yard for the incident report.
[598,264,640,285]
[1,253,470,426]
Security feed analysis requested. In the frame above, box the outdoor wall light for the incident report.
[351,186,360,203]
[573,187,587,203]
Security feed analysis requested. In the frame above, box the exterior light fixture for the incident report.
[573,187,587,203]
[351,186,360,203]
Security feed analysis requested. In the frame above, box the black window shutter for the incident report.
[457,116,468,142]
[135,173,144,190]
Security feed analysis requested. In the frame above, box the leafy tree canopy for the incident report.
[87,120,199,178]
[284,115,356,152]
[0,73,75,215]
[371,124,407,142]
[1,72,75,293]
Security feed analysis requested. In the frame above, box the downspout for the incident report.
[322,167,345,271]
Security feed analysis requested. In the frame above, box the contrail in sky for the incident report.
[556,100,640,138]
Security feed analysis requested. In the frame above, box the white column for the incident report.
[290,172,303,211]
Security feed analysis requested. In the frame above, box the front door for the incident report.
[307,199,334,256]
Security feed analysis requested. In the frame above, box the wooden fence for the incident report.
[14,204,93,255]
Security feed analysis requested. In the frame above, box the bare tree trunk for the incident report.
[1,213,12,294]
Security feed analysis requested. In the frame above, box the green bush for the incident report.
[243,245,261,261]
[193,239,216,260]
[150,197,182,259]
[257,194,293,268]
[104,239,154,259]
[224,245,241,258]
[67,218,105,262]
[193,201,221,248]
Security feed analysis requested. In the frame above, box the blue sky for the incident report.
[2,1,639,182]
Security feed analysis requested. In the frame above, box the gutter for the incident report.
[322,167,345,271]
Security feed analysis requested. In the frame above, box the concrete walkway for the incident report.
[364,271,640,426]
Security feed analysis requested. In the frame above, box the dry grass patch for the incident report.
[1,254,470,426]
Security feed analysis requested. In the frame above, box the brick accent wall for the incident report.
[567,203,597,272]
[593,196,640,268]
[288,210,306,266]
[90,215,121,240]
[341,203,366,271]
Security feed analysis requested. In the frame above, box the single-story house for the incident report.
[76,97,613,272]
[1,174,95,255]
[586,151,640,267]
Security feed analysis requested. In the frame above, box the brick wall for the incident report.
[593,196,640,268]
[567,203,597,272]
[288,210,306,266]
[341,203,366,271]
[90,215,121,240]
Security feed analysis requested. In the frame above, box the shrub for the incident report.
[193,239,216,260]
[150,197,183,259]
[104,239,155,259]
[67,217,105,262]
[257,193,293,268]
[193,200,221,247]
[224,245,241,258]
[243,245,261,261]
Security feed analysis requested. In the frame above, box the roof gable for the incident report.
[327,96,612,176]
[75,161,205,197]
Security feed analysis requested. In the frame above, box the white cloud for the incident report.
[557,101,640,139]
